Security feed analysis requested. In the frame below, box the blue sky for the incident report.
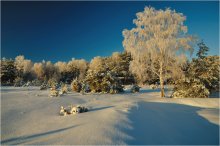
[1,1,219,62]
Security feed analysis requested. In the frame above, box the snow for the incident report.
[1,86,219,145]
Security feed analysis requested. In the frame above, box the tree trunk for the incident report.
[159,62,165,98]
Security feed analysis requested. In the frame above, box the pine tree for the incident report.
[1,58,17,85]
[84,56,124,93]
[172,43,220,98]
[196,40,209,59]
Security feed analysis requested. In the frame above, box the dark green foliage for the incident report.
[172,42,219,98]
[196,40,209,59]
[0,58,17,85]
[188,56,220,91]
[85,70,123,93]
[111,52,135,85]
[60,68,80,84]
[22,72,35,82]
[84,54,126,94]
[172,77,209,98]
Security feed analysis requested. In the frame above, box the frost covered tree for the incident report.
[54,61,68,83]
[66,58,88,82]
[33,60,60,83]
[33,61,46,81]
[0,58,17,85]
[71,59,88,80]
[14,55,34,81]
[122,6,196,97]
[55,61,68,73]
[45,61,60,82]
[88,56,104,72]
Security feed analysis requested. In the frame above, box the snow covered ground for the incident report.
[1,86,219,145]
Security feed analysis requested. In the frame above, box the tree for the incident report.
[33,62,45,80]
[0,58,17,85]
[196,40,209,59]
[45,61,60,82]
[122,6,196,97]
[84,56,124,93]
[188,55,220,92]
[54,61,68,83]
[66,58,88,82]
[106,52,134,84]
[172,41,219,98]
[14,55,33,81]
[188,42,219,92]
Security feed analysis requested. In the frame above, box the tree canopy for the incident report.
[123,6,196,97]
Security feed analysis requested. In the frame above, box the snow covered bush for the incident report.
[31,79,43,86]
[14,77,25,87]
[49,87,59,97]
[40,82,48,90]
[59,105,88,116]
[130,84,141,93]
[172,78,209,98]
[110,84,124,94]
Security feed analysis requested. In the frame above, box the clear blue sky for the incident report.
[1,1,219,62]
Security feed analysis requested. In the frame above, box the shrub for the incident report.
[131,84,141,93]
[31,79,43,86]
[14,77,25,87]
[171,77,209,98]
[40,82,48,90]
[50,87,59,97]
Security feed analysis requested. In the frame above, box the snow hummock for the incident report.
[1,86,219,145]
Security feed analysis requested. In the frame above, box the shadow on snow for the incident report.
[1,125,79,145]
[120,102,219,145]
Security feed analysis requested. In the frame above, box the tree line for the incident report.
[1,6,219,98]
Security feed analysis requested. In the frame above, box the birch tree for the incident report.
[15,55,33,77]
[123,7,196,97]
